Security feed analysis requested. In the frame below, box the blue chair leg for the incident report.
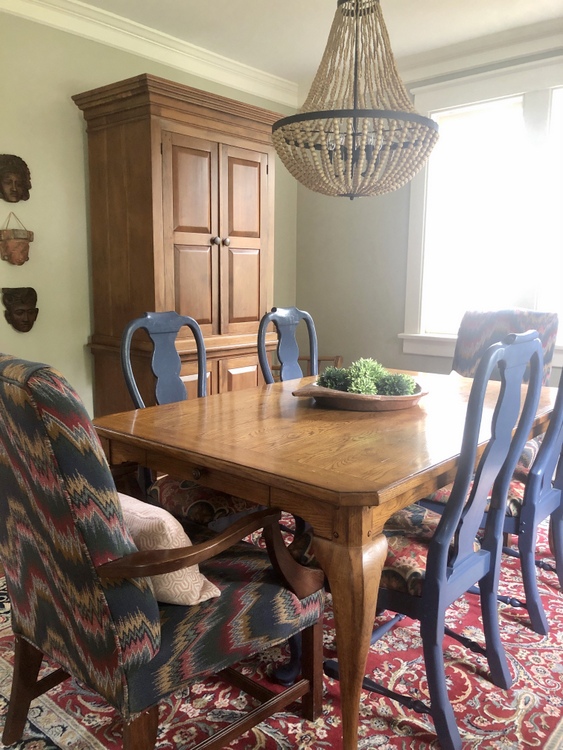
[479,570,512,691]
[420,608,462,750]
[551,506,563,589]
[518,521,549,635]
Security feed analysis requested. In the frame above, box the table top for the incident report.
[94,371,557,511]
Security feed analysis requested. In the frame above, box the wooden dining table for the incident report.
[94,371,557,750]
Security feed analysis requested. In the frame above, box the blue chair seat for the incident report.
[419,399,563,637]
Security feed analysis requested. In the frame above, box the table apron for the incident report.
[101,438,270,505]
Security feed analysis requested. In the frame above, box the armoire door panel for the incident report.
[166,132,221,332]
[174,244,217,333]
[220,145,269,335]
[223,247,261,326]
[227,157,261,238]
[171,136,218,234]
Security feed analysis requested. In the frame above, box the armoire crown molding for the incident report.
[0,0,299,108]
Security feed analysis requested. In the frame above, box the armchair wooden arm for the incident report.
[97,508,324,599]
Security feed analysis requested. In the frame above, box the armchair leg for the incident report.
[2,636,45,745]
[122,705,159,750]
[272,633,302,686]
[299,621,324,721]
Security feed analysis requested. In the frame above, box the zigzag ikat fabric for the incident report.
[0,523,562,748]
[0,355,324,721]
[452,310,559,385]
[0,355,161,716]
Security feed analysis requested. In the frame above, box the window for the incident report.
[403,60,563,364]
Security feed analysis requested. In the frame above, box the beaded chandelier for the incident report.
[272,0,439,199]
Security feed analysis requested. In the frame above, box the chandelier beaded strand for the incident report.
[272,0,439,198]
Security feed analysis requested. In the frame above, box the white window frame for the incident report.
[402,56,563,367]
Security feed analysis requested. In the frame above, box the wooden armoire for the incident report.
[73,74,279,416]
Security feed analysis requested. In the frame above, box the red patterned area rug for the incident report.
[0,522,562,750]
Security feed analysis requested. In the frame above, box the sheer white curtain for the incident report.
[421,96,532,335]
[416,86,563,340]
[535,87,563,320]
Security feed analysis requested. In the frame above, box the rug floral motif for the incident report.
[0,522,562,749]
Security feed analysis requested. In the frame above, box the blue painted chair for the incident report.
[418,309,561,634]
[121,310,207,409]
[0,354,325,750]
[121,311,256,526]
[420,367,563,634]
[325,331,544,750]
[258,306,320,384]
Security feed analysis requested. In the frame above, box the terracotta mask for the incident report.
[0,218,34,266]
[0,236,32,266]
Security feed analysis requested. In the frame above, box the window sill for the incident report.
[399,333,563,369]
[399,333,456,359]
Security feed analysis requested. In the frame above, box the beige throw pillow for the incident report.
[118,493,221,605]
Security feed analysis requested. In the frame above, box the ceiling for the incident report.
[72,0,563,87]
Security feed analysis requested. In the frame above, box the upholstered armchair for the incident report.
[0,354,325,750]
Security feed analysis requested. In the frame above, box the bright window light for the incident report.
[415,86,563,340]
[536,87,563,319]
[421,96,531,335]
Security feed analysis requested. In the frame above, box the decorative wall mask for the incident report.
[2,287,39,332]
[0,155,32,203]
[0,213,34,265]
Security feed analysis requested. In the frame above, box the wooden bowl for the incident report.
[292,382,428,412]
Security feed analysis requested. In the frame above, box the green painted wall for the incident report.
[295,184,452,374]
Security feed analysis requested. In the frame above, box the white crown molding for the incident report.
[0,0,299,108]
[399,17,563,85]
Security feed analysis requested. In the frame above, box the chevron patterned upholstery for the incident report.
[129,536,324,712]
[452,309,558,385]
[0,354,325,749]
[0,355,161,712]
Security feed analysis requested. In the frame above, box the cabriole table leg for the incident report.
[313,532,388,750]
